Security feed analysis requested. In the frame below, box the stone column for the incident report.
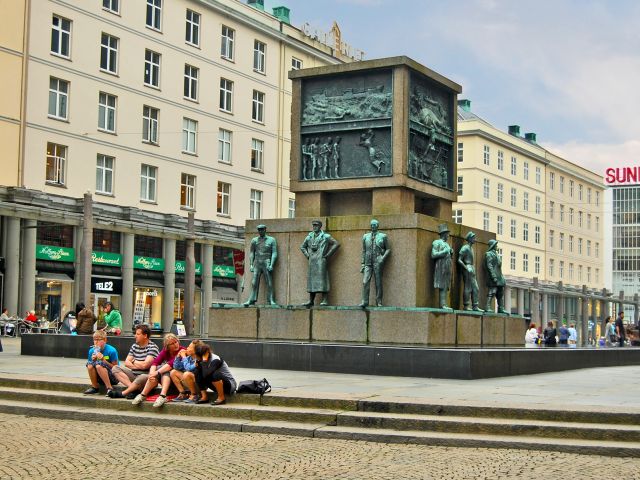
[73,226,83,307]
[531,278,540,325]
[78,193,93,305]
[202,244,213,338]
[20,219,36,315]
[601,288,610,338]
[162,238,176,333]
[4,217,21,316]
[541,293,549,325]
[121,233,134,333]
[517,288,525,316]
[557,281,564,327]
[504,285,512,314]
[634,293,639,327]
[184,213,195,336]
[581,285,589,347]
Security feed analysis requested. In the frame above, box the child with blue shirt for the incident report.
[84,330,120,396]
[170,340,203,402]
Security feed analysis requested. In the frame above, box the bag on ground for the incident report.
[237,378,271,395]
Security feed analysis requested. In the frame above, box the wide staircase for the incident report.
[0,374,638,457]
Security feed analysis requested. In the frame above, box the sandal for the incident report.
[183,395,200,404]
[172,392,189,402]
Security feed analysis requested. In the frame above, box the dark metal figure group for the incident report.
[301,137,341,180]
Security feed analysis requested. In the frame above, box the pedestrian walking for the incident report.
[543,321,557,347]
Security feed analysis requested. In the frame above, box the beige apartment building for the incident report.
[455,100,604,323]
[0,0,353,333]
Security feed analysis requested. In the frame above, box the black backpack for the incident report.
[237,378,271,395]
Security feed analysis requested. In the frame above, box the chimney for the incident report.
[272,6,291,24]
[508,125,521,137]
[247,0,264,10]
[524,132,537,143]
[457,99,471,112]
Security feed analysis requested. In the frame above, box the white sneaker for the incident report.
[153,395,167,408]
[131,394,145,406]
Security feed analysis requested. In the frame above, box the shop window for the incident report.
[134,234,162,257]
[93,229,120,253]
[175,240,201,261]
[37,224,74,248]
[213,246,235,266]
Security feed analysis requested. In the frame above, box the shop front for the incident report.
[35,244,75,321]
[91,251,123,320]
[133,256,164,329]
[174,260,202,335]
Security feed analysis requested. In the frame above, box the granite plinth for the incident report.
[312,307,367,343]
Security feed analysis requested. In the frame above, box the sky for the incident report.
[266,0,640,176]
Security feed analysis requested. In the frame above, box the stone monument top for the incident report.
[289,56,462,220]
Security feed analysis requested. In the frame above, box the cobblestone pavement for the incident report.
[0,413,638,480]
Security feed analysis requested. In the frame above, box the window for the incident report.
[569,208,574,224]
[219,78,233,112]
[140,164,157,202]
[291,57,303,70]
[535,256,540,274]
[596,191,600,206]
[587,240,591,256]
[549,259,554,277]
[510,252,516,270]
[100,33,118,74]
[483,178,490,199]
[559,233,564,251]
[48,77,68,120]
[578,184,583,200]
[559,261,564,278]
[497,215,503,235]
[217,182,230,215]
[535,196,541,215]
[570,180,574,197]
[250,189,262,219]
[510,219,516,239]
[185,10,200,46]
[559,176,564,193]
[184,64,199,101]
[569,263,574,280]
[587,267,591,283]
[98,92,116,133]
[96,154,114,194]
[578,265,582,282]
[497,150,504,170]
[252,90,265,123]
[560,205,565,222]
[596,268,599,283]
[180,173,196,209]
[38,224,73,248]
[483,145,490,166]
[569,235,573,252]
[146,0,162,30]
[253,40,266,73]
[453,210,462,224]
[51,15,71,58]
[549,201,554,219]
[94,228,120,253]
[587,214,592,230]
[587,188,592,204]
[511,156,517,176]
[578,211,583,228]
[497,183,503,203]
[549,230,554,248]
[182,118,197,154]
[596,216,600,232]
[218,129,232,163]
[535,166,541,185]
[46,142,66,185]
[142,106,159,144]
[523,192,529,211]
[523,253,529,272]
[523,223,529,242]
[535,226,540,244]
[457,176,463,195]
[457,142,463,162]
[221,25,234,60]
[510,187,517,208]
[523,162,529,180]
[288,199,296,218]
[483,212,489,231]
[103,0,119,14]
[251,138,264,171]
[578,238,583,254]
[144,50,161,87]
[549,172,555,190]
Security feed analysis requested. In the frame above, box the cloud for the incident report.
[546,140,640,177]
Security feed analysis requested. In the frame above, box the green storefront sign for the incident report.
[92,251,122,267]
[36,244,75,262]
[213,264,235,278]
[175,261,202,275]
[133,256,165,271]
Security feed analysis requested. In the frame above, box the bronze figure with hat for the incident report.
[431,223,454,309]
[458,231,482,311]
[483,239,508,314]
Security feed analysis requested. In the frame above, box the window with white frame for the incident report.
[184,64,198,101]
[457,142,463,162]
[523,162,529,180]
[587,187,592,204]
[559,261,564,277]
[180,173,196,209]
[46,142,66,185]
[48,77,68,120]
[142,105,159,144]
[587,266,591,283]
[252,90,265,123]
[510,219,516,239]
[587,240,591,256]
[549,172,555,190]
[182,118,197,154]
[250,189,262,219]
[578,237,583,254]
[549,259,554,277]
[221,25,234,60]
[291,57,303,70]
[140,164,157,202]
[217,182,230,215]
[578,184,583,200]
[219,78,233,112]
[251,138,264,171]
[218,129,232,164]
[96,154,114,194]
[535,166,541,185]
[578,265,582,281]
[523,253,529,272]
[497,183,503,203]
[596,268,599,283]
[596,191,600,206]
[288,199,295,218]
[523,223,529,242]
[535,256,540,274]
[98,92,116,133]
[569,263,574,280]
[560,204,564,222]
[253,40,266,73]
[510,251,516,270]
[511,156,517,176]
[559,233,564,251]
[596,216,599,232]
[457,176,463,195]
[559,176,564,193]
[578,211,583,227]
[569,235,573,252]
[453,210,462,224]
[497,150,504,170]
[146,0,162,30]
[483,211,489,231]
[549,230,554,248]
[497,215,503,235]
[483,178,490,199]
[100,33,118,73]
[550,201,554,219]
[103,0,119,14]
[510,187,517,208]
[569,208,574,224]
[570,180,574,197]
[185,9,200,46]
[523,192,529,211]
[483,145,490,166]
[51,15,71,58]
[535,225,540,244]
[587,213,592,230]
[535,196,541,215]
[144,49,161,87]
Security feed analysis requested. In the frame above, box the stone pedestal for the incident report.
[259,307,310,341]
[312,307,367,342]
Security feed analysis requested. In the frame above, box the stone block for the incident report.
[482,314,505,345]
[427,310,456,346]
[456,313,481,346]
[368,309,428,345]
[209,307,257,339]
[258,307,310,341]
[312,308,367,343]
[505,315,528,346]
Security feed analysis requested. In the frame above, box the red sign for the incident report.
[232,250,245,276]
[605,167,640,186]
